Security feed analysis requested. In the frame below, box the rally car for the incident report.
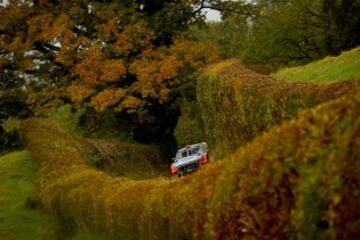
[170,142,209,177]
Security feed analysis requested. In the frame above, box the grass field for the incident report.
[273,47,360,83]
[0,151,57,240]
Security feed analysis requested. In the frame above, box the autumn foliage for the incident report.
[73,46,127,87]
[0,1,219,141]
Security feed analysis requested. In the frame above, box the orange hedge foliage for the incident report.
[23,90,360,239]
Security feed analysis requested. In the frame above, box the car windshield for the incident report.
[181,150,189,158]
[175,145,202,160]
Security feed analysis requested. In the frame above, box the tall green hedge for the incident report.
[196,59,360,158]
[24,89,360,239]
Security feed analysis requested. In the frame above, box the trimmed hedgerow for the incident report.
[196,59,360,158]
[22,119,168,239]
[204,91,360,240]
[23,90,360,239]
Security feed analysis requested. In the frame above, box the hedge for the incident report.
[24,89,360,239]
[196,59,360,158]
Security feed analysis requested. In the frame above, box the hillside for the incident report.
[0,151,56,240]
[273,47,360,83]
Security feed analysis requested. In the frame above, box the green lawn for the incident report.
[273,47,360,83]
[0,151,57,240]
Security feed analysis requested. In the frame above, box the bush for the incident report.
[196,59,360,158]
[23,89,360,239]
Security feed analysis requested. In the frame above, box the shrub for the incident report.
[23,89,360,239]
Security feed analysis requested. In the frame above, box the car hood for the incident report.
[172,155,201,168]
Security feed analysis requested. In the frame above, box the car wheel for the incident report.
[177,170,184,177]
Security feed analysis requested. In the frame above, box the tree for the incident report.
[187,17,249,59]
[189,0,360,67]
[0,0,219,151]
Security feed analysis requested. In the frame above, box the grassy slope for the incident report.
[0,151,56,240]
[273,47,360,83]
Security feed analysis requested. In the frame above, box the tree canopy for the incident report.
[0,0,221,147]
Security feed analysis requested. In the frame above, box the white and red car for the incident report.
[170,142,209,177]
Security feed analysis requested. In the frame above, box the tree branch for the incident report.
[192,1,252,18]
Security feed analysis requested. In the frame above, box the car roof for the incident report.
[177,142,206,153]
